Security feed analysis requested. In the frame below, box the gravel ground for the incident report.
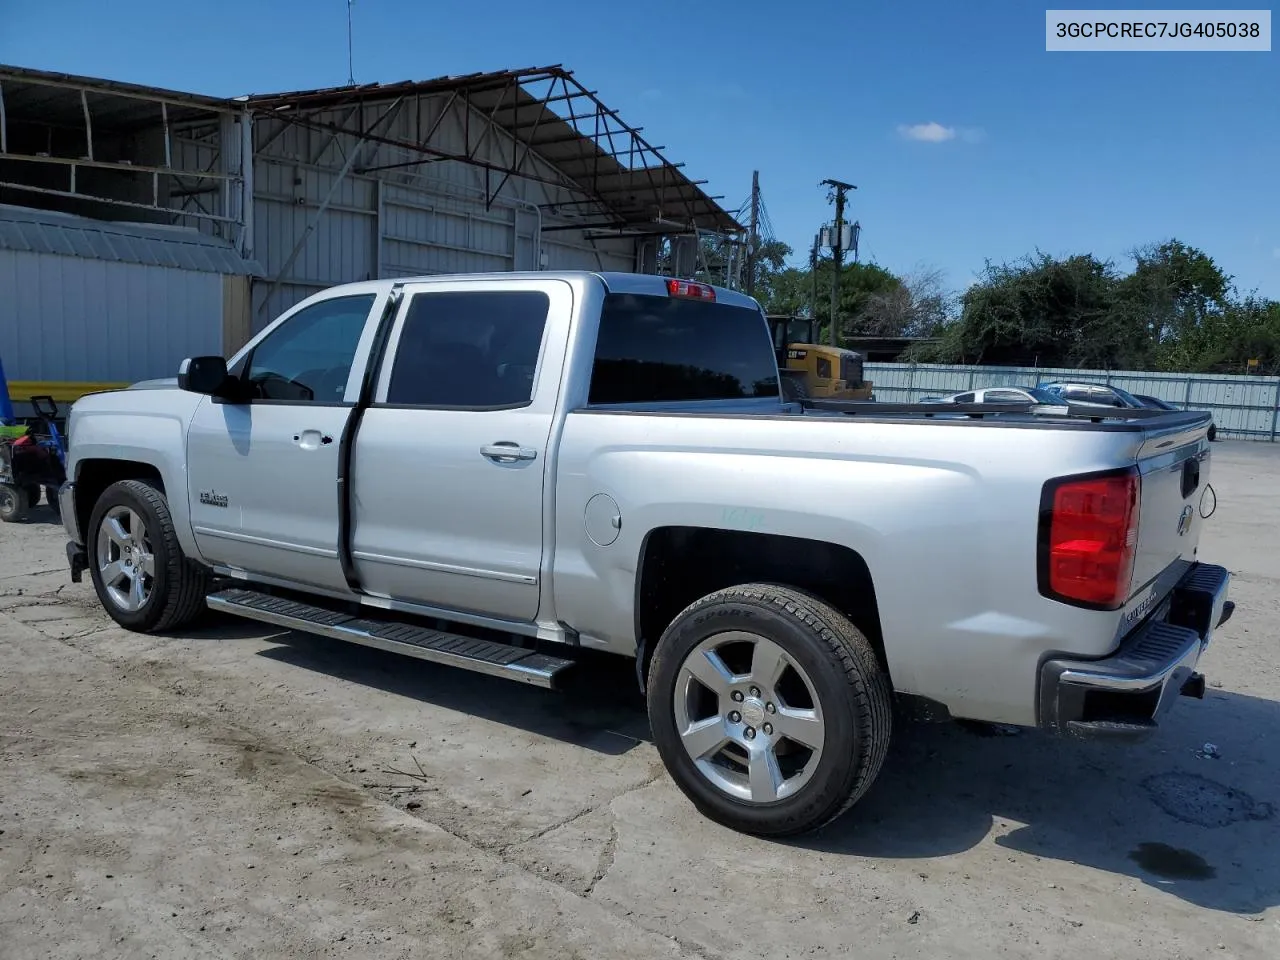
[1,441,1278,959]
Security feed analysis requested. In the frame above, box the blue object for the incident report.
[0,354,14,424]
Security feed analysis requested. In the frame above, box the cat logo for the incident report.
[1177,505,1194,537]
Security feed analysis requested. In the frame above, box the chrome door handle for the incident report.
[481,442,538,463]
[292,429,332,450]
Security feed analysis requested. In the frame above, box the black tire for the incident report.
[647,583,892,836]
[44,485,61,517]
[1208,424,1217,442]
[87,479,210,632]
[0,483,29,523]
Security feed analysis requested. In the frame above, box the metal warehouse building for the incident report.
[0,64,741,399]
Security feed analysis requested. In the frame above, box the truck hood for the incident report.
[129,377,180,390]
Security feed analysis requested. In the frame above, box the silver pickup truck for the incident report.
[57,272,1232,836]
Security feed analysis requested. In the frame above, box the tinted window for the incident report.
[840,353,863,385]
[1062,387,1093,402]
[385,290,549,408]
[951,392,975,403]
[984,390,1026,402]
[246,294,376,402]
[1026,387,1063,404]
[589,294,779,404]
[1108,385,1143,407]
[815,356,833,379]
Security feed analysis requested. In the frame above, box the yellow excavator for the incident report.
[766,315,874,402]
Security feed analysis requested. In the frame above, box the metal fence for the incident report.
[864,363,1280,441]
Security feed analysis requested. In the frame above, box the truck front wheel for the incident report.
[647,583,892,836]
[87,479,209,633]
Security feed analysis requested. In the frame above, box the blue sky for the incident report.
[4,0,1277,298]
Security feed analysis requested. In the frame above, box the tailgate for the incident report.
[1127,413,1214,611]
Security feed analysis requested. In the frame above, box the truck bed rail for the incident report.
[801,398,1206,425]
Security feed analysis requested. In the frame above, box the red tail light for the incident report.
[666,279,716,301]
[1038,468,1141,609]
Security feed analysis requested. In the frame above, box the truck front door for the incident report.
[350,278,572,622]
[185,290,386,594]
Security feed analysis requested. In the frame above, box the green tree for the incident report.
[917,252,1128,367]
[1106,240,1229,367]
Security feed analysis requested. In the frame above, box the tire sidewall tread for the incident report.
[87,479,208,633]
[648,582,892,837]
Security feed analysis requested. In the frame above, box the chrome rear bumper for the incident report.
[1039,563,1232,739]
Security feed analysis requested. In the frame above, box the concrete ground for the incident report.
[1,443,1278,960]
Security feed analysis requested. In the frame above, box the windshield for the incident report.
[1025,387,1064,404]
[1109,385,1144,407]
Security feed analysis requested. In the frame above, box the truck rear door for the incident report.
[1127,419,1214,611]
[349,277,574,622]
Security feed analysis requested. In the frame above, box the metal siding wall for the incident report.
[864,362,1280,441]
[0,249,222,383]
[250,93,638,327]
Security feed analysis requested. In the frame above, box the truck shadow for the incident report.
[800,690,1280,915]
[254,627,652,757]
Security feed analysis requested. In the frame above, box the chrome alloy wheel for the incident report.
[96,505,155,613]
[673,631,826,803]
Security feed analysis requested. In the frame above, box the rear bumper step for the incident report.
[1039,562,1231,740]
[207,587,574,689]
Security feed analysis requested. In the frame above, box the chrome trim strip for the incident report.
[351,550,536,584]
[195,526,339,558]
[357,592,555,642]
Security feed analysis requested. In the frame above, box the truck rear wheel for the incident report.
[647,583,892,836]
[87,479,210,633]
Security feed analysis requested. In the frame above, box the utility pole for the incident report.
[746,170,760,297]
[809,233,820,320]
[821,178,856,346]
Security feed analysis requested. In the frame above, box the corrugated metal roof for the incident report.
[244,66,743,235]
[0,204,262,276]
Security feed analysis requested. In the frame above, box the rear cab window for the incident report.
[588,293,779,404]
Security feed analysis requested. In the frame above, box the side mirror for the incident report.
[178,356,230,396]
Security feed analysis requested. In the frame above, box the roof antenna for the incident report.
[346,0,356,86]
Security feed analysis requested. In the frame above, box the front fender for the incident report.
[68,390,204,559]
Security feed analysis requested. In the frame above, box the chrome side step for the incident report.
[207,587,574,689]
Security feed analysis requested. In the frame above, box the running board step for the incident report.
[206,587,574,689]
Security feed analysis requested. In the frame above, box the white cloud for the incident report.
[897,122,956,143]
[897,122,986,144]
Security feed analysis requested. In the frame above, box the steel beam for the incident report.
[240,111,254,259]
[0,70,235,112]
[0,179,239,222]
[80,89,94,161]
[162,101,171,167]
[486,75,561,209]
[256,97,405,317]
[0,152,241,180]
[467,79,516,161]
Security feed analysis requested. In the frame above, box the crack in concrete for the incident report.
[585,822,619,897]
